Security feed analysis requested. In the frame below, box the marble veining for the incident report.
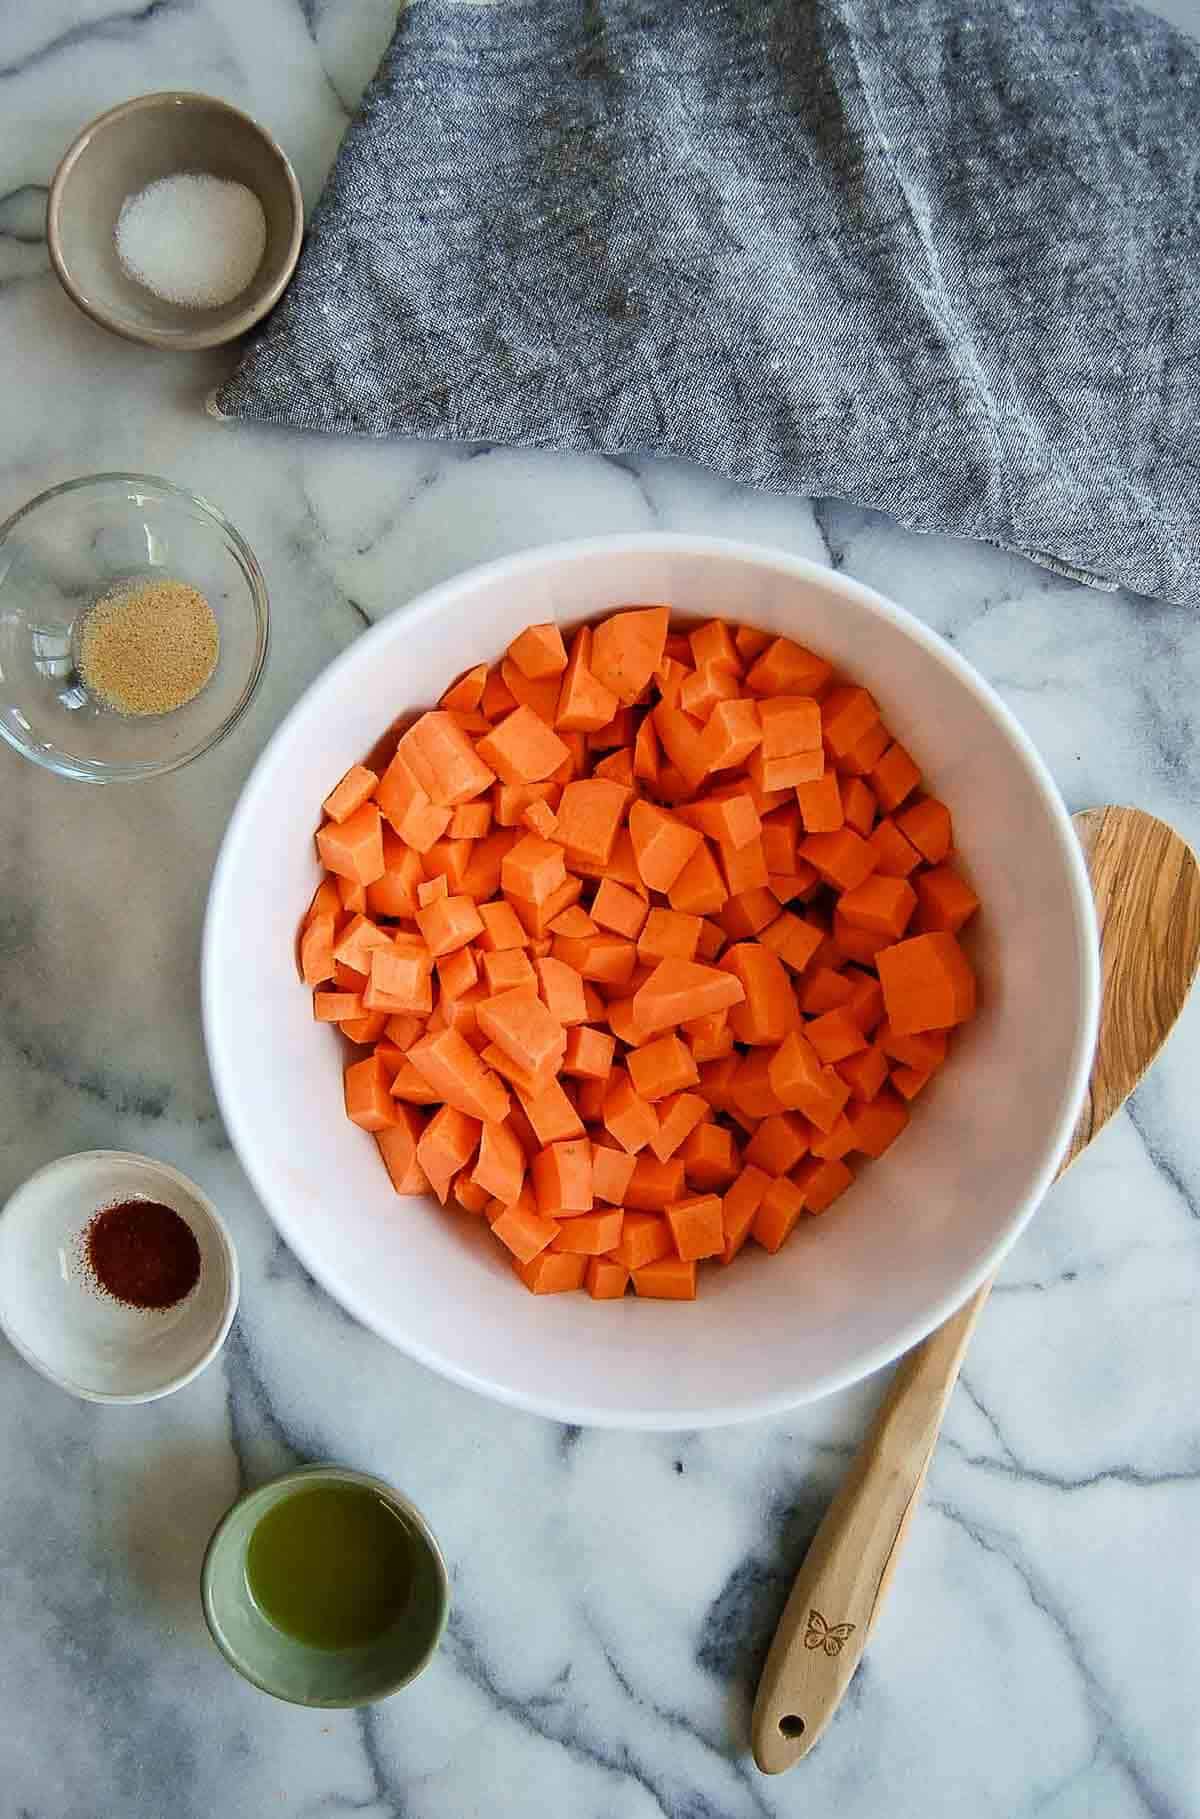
[1,3,1198,1816]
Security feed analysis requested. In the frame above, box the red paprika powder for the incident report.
[83,1199,201,1310]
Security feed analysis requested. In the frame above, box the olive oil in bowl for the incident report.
[246,1481,414,1649]
[202,1466,448,1706]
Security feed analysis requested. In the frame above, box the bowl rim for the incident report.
[0,1147,240,1403]
[203,531,1100,1428]
[0,469,270,782]
[46,88,304,351]
[200,1464,451,1707]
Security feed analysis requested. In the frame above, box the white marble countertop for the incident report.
[3,5,1199,1816]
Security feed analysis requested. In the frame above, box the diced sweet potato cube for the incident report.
[820,684,879,761]
[628,799,703,893]
[837,1043,889,1102]
[316,801,386,886]
[627,1033,700,1102]
[556,625,620,732]
[551,1208,624,1255]
[492,1203,562,1264]
[665,1194,724,1261]
[440,663,488,713]
[914,865,981,933]
[591,877,649,940]
[585,1256,630,1298]
[794,1154,854,1213]
[870,743,922,813]
[759,911,824,975]
[795,772,844,834]
[415,893,485,957]
[681,1121,740,1190]
[667,841,728,916]
[471,1118,527,1206]
[416,1104,481,1204]
[376,1106,429,1195]
[744,1111,811,1175]
[555,777,629,870]
[801,828,879,893]
[366,834,425,919]
[632,1256,697,1299]
[589,605,670,704]
[633,958,745,1037]
[532,955,587,1027]
[398,711,495,807]
[376,750,453,853]
[514,1077,585,1145]
[838,720,890,778]
[532,1138,594,1216]
[701,697,762,771]
[501,833,567,905]
[768,1030,852,1131]
[344,1054,397,1132]
[637,907,702,964]
[751,1175,807,1252]
[613,1212,673,1271]
[591,1141,638,1203]
[719,887,779,939]
[437,944,479,1002]
[477,987,565,1075]
[483,948,537,994]
[323,764,378,825]
[301,914,336,987]
[650,1092,710,1162]
[513,1250,587,1293]
[720,1164,770,1263]
[476,704,570,785]
[476,898,529,951]
[806,1007,869,1065]
[367,943,434,1015]
[877,931,977,1034]
[508,621,568,680]
[720,942,794,1045]
[602,1069,659,1153]
[563,1024,616,1079]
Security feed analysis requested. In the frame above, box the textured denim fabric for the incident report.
[216,0,1200,605]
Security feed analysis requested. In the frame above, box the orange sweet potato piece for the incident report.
[376,1106,429,1195]
[677,792,761,850]
[482,948,537,995]
[728,1050,787,1123]
[794,1154,854,1213]
[681,1121,740,1190]
[744,1111,811,1176]
[837,875,917,941]
[562,1024,616,1080]
[436,944,477,1003]
[768,1029,852,1132]
[820,684,879,760]
[534,955,589,1026]
[838,720,890,778]
[701,697,762,771]
[720,942,794,1046]
[440,663,488,713]
[344,1053,398,1131]
[633,958,745,1036]
[624,1154,686,1211]
[590,877,649,939]
[746,637,832,697]
[719,887,780,939]
[613,1213,673,1271]
[759,910,824,975]
[555,777,629,870]
[398,711,495,808]
[841,776,877,837]
[590,605,670,704]
[366,834,425,918]
[667,842,728,916]
[759,696,822,760]
[301,914,336,987]
[476,705,570,785]
[508,621,568,681]
[501,833,567,905]
[627,1034,700,1102]
[407,1027,511,1124]
[843,970,885,1033]
[416,893,485,957]
[367,944,434,1015]
[628,800,702,893]
[876,932,977,1034]
[846,1085,910,1157]
[515,1077,585,1145]
[416,1104,481,1204]
[585,1256,630,1298]
[664,1194,723,1261]
[513,1250,587,1293]
[636,907,702,964]
[751,1175,807,1253]
[602,1068,659,1153]
[800,828,879,893]
[798,966,854,1015]
[864,798,918,859]
[836,1043,889,1102]
[649,1092,709,1163]
[870,742,922,813]
[877,1021,948,1070]
[492,1201,562,1264]
[720,1163,770,1263]
[795,771,843,834]
[471,1118,527,1206]
[914,865,981,933]
[476,899,529,951]
[556,625,620,732]
[323,764,378,825]
[632,1256,697,1299]
[591,1141,638,1204]
[551,1208,624,1255]
[316,801,386,886]
[341,1011,389,1045]
[897,796,952,863]
[376,750,453,853]
[688,619,742,673]
[532,1138,594,1215]
[477,986,565,1075]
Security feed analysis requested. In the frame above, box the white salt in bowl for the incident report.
[204,535,1098,1429]
[47,91,302,350]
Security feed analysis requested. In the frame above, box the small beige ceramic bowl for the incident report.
[47,91,303,350]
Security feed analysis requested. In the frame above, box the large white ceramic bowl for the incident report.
[204,536,1098,1428]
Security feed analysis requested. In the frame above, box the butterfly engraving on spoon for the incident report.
[805,1609,856,1657]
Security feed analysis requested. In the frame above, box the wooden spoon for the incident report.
[752,807,1200,1774]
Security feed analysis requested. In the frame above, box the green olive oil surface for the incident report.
[245,1484,415,1650]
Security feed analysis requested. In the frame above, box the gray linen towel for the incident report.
[215,0,1200,605]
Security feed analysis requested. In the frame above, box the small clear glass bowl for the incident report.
[0,472,269,781]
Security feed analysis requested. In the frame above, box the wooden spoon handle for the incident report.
[751,1282,988,1771]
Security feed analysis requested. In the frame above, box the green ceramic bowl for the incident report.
[201,1465,449,1706]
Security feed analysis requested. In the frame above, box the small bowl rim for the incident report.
[46,88,304,351]
[0,469,270,783]
[201,1464,451,1707]
[0,1147,240,1403]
